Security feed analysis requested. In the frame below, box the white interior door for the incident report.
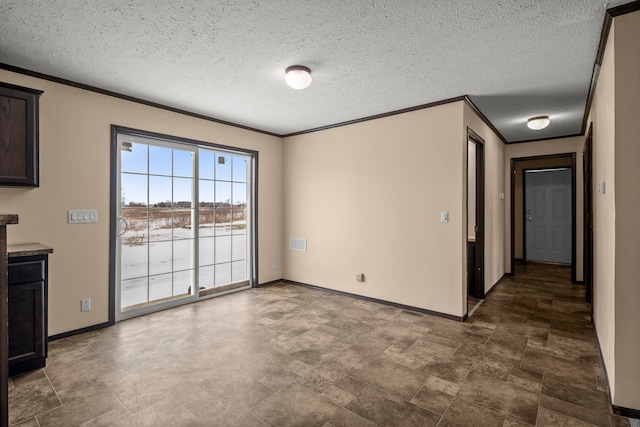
[524,168,571,264]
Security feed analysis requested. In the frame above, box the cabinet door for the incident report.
[0,82,43,187]
[8,281,46,375]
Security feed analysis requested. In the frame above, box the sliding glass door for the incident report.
[114,129,254,321]
[197,151,249,296]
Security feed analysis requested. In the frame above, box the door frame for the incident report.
[108,125,259,325]
[510,153,577,282]
[468,128,485,299]
[583,124,594,310]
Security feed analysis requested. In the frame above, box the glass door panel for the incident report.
[115,130,253,320]
[197,148,250,294]
[118,138,196,318]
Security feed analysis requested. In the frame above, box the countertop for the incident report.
[7,243,53,258]
[0,214,18,226]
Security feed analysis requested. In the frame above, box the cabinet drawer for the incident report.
[8,260,44,285]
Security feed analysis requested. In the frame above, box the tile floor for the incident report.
[8,263,635,426]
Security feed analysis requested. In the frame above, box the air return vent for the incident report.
[289,238,307,252]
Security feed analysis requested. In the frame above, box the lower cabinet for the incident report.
[7,254,48,376]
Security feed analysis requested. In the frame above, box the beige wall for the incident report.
[281,101,505,318]
[504,136,585,281]
[612,11,640,410]
[587,9,640,410]
[0,70,507,332]
[513,157,573,260]
[588,17,617,402]
[0,70,283,335]
[462,104,505,295]
[283,102,470,317]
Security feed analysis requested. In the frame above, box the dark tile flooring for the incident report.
[8,263,637,426]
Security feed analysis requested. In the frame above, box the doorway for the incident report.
[524,168,572,264]
[583,125,593,311]
[510,154,577,281]
[109,126,257,322]
[467,129,484,314]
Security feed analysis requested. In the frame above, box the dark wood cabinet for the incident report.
[7,254,48,376]
[1,215,19,427]
[0,82,43,187]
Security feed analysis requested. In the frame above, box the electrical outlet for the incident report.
[271,261,276,270]
[81,298,91,312]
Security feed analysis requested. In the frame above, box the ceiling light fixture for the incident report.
[285,65,312,90]
[527,116,550,130]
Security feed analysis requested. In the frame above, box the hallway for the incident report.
[8,264,632,426]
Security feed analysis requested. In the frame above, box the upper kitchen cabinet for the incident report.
[0,82,43,187]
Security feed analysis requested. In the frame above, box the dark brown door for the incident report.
[583,125,594,314]
[468,130,485,298]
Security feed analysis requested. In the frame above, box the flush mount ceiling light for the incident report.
[527,116,550,130]
[285,65,312,90]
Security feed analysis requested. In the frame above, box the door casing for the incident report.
[510,153,577,282]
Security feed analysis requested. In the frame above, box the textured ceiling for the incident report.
[0,0,633,141]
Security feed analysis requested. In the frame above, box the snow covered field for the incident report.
[119,208,247,309]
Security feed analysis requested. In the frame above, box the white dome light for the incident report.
[285,65,312,90]
[527,116,550,130]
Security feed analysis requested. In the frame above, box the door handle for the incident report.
[118,217,129,237]
[527,217,533,222]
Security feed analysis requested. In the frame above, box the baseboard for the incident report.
[612,405,640,419]
[256,278,285,288]
[483,273,508,298]
[594,329,640,418]
[283,279,465,322]
[47,278,467,340]
[48,322,110,341]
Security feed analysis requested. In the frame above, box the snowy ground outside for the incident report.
[119,209,248,309]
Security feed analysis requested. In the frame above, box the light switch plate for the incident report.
[598,181,606,194]
[68,210,97,224]
[441,211,449,223]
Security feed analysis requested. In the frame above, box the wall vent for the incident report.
[289,238,307,252]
